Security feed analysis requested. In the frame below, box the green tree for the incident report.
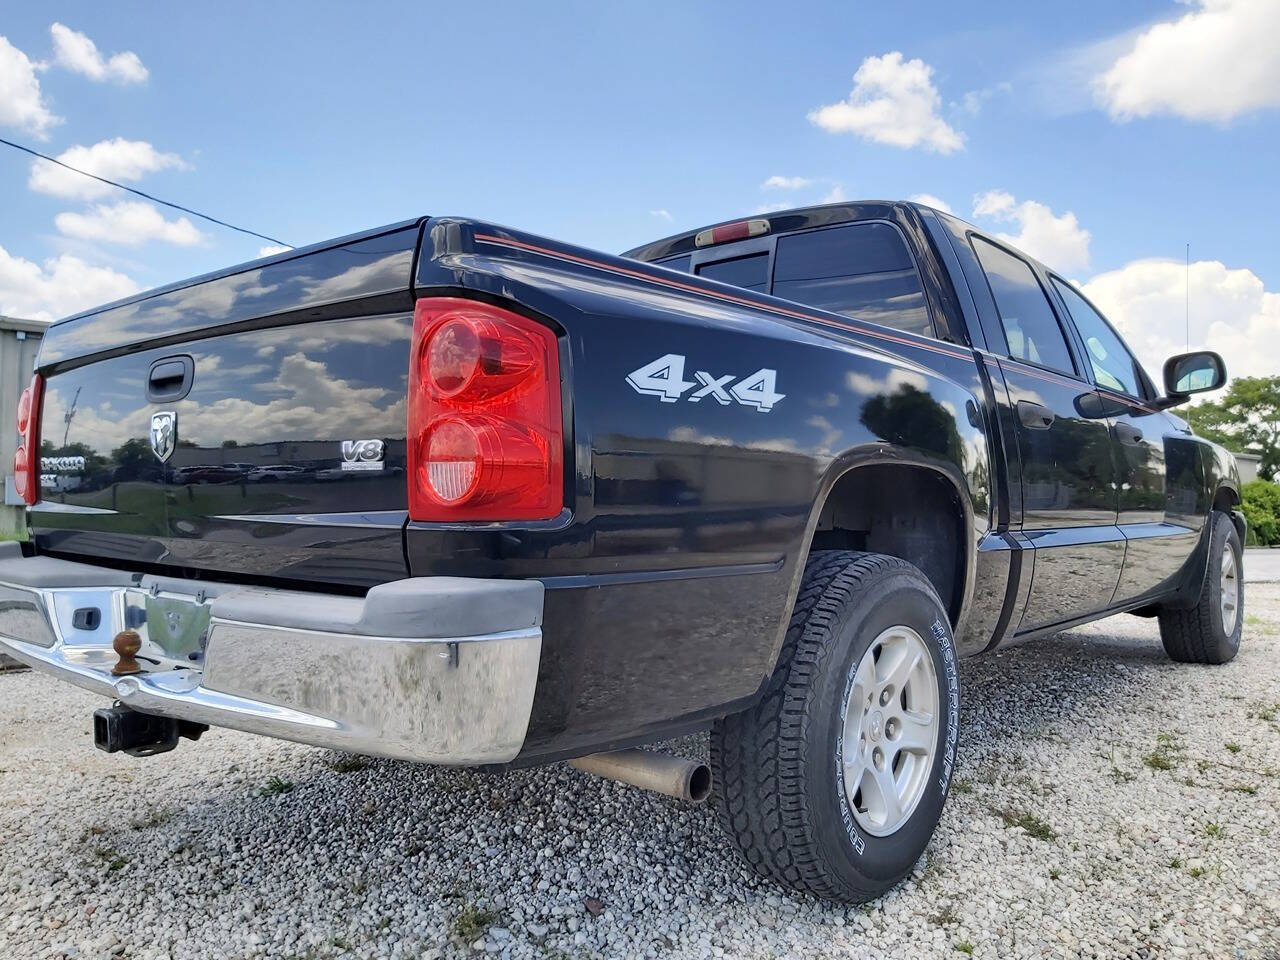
[1184,376,1280,481]
[1242,480,1280,546]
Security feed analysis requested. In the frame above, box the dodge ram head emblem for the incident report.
[150,411,177,462]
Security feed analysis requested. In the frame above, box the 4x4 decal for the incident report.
[626,353,785,412]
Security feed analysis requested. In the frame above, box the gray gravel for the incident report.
[2,589,1279,960]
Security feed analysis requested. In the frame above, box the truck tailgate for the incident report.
[28,222,421,590]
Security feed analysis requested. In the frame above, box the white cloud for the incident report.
[649,209,673,222]
[0,33,60,137]
[909,193,953,213]
[821,183,848,204]
[258,244,292,257]
[0,244,138,322]
[753,202,793,215]
[971,190,1091,272]
[973,189,1015,218]
[957,81,1013,117]
[1095,0,1280,122]
[1082,258,1280,387]
[49,23,148,84]
[28,138,186,200]
[808,52,965,154]
[54,200,204,246]
[762,175,814,190]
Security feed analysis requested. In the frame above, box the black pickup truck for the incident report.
[1,201,1244,903]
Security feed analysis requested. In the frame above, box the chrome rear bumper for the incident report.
[0,543,543,764]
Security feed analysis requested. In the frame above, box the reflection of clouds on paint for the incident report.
[44,353,406,454]
[139,271,280,326]
[847,368,929,395]
[805,415,844,455]
[668,426,733,447]
[667,426,808,456]
[42,236,416,368]
[57,271,281,354]
[302,255,416,303]
[251,314,412,353]
[185,351,272,390]
[173,353,406,447]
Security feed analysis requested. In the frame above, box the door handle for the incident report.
[147,355,194,402]
[1115,423,1144,445]
[1017,400,1055,430]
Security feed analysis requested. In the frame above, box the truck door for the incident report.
[967,237,1124,631]
[1047,275,1202,601]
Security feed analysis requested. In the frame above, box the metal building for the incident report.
[2,316,47,536]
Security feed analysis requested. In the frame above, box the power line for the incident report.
[0,135,291,248]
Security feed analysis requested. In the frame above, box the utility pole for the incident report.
[1185,242,1190,352]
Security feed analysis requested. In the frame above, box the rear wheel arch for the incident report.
[796,459,974,633]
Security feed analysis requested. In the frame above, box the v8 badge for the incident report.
[341,438,386,471]
[626,353,785,412]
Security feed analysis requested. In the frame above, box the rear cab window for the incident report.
[697,253,769,291]
[655,219,936,339]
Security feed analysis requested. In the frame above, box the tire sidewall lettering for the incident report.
[829,585,958,865]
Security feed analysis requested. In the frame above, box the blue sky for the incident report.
[2,1,1278,383]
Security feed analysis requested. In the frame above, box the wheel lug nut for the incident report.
[879,687,893,706]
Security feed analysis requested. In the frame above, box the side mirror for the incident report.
[1159,351,1227,407]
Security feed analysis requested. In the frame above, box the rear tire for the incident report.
[710,551,960,903]
[1158,511,1243,664]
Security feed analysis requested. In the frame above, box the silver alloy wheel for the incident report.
[1220,542,1240,635]
[840,625,940,837]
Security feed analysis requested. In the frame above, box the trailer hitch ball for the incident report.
[111,629,144,676]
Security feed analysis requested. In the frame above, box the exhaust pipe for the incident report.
[569,748,712,804]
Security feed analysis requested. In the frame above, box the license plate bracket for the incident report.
[122,589,211,667]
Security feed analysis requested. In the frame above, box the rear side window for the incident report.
[772,222,932,337]
[971,237,1076,375]
[697,252,768,291]
[655,255,691,274]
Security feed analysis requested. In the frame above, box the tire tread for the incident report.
[710,550,926,901]
[1158,512,1241,666]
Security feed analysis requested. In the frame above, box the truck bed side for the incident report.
[412,216,997,760]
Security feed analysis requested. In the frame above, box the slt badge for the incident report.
[150,411,177,462]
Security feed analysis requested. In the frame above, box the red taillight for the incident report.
[13,374,43,506]
[408,298,562,521]
[17,387,32,435]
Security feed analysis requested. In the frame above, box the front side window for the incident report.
[971,237,1076,376]
[1050,277,1143,397]
[771,222,933,337]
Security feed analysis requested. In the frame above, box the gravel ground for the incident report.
[2,590,1279,960]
